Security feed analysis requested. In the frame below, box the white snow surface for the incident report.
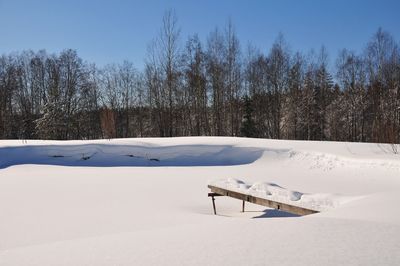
[1,137,400,265]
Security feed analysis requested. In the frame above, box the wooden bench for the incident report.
[208,185,319,216]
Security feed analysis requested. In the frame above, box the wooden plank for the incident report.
[208,185,319,216]
[208,192,223,197]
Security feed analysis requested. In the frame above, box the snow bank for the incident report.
[288,150,400,171]
[209,178,358,212]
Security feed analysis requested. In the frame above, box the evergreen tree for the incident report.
[240,95,257,137]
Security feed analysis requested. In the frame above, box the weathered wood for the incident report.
[208,185,319,216]
[208,192,223,197]
[211,195,217,215]
[208,192,222,214]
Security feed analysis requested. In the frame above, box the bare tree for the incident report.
[267,34,290,139]
[206,28,226,135]
[183,34,209,135]
[159,9,181,137]
[224,20,242,136]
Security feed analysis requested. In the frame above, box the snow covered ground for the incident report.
[0,137,400,265]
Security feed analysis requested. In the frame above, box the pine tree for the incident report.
[240,95,257,137]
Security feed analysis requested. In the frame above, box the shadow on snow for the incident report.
[0,144,265,169]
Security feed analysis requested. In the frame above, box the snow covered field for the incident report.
[1,137,400,265]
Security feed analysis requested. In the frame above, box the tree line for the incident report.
[1,11,399,144]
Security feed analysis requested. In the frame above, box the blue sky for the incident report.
[0,0,399,69]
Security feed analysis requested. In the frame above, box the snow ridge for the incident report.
[288,150,400,171]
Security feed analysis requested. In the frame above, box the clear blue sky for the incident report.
[0,0,399,69]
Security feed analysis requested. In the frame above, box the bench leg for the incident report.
[211,196,217,215]
[242,200,245,212]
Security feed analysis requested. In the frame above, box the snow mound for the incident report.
[211,178,252,190]
[248,182,303,201]
[209,178,358,212]
[288,150,400,171]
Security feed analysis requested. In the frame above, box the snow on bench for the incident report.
[208,178,353,216]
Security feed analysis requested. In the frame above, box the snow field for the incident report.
[0,137,400,265]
